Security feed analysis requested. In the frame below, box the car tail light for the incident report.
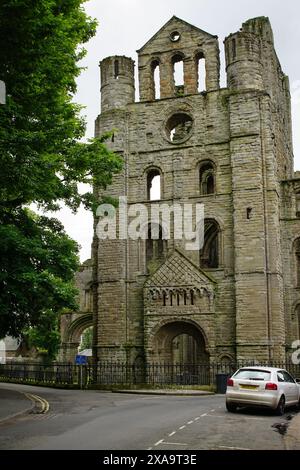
[227,378,234,387]
[265,382,278,390]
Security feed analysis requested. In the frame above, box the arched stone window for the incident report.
[114,59,119,79]
[200,219,220,268]
[172,53,184,96]
[151,59,160,100]
[295,238,300,286]
[196,52,206,92]
[199,161,215,195]
[295,305,300,340]
[147,169,161,200]
[296,192,300,218]
[232,38,236,60]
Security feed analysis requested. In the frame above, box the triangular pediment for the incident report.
[137,16,217,54]
[145,249,216,292]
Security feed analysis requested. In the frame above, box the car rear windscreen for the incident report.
[233,369,271,381]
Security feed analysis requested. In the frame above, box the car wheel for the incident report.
[276,395,285,416]
[226,401,237,412]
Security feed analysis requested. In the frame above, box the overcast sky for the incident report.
[57,0,300,261]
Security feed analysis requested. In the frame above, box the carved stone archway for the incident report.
[58,259,94,362]
[59,312,93,362]
[147,318,209,365]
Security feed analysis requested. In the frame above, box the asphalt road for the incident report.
[0,383,295,450]
[0,388,33,422]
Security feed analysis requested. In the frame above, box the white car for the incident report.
[226,366,300,415]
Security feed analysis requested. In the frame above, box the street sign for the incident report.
[75,354,88,365]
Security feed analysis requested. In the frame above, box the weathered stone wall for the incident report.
[281,178,300,359]
[138,16,220,101]
[100,56,135,112]
[92,16,299,364]
[95,87,236,362]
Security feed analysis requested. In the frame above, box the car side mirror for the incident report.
[295,378,300,384]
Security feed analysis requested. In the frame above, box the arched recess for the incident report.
[150,58,160,100]
[294,238,300,287]
[148,318,209,365]
[199,160,216,195]
[195,51,206,92]
[67,313,94,344]
[60,313,93,362]
[146,167,162,200]
[200,219,221,269]
[296,192,300,218]
[172,53,185,96]
[219,354,234,364]
[295,304,300,340]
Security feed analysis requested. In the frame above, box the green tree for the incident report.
[0,1,122,339]
[0,209,79,338]
[26,309,61,361]
[79,326,93,351]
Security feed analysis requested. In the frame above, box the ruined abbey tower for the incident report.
[87,16,300,365]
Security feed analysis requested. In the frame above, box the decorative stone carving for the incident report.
[144,249,215,311]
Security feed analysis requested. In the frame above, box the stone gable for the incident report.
[137,16,216,54]
[145,249,215,294]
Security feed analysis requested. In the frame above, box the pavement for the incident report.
[284,412,300,450]
[113,388,214,395]
[0,388,33,423]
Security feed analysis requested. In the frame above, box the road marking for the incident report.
[152,409,227,450]
[205,415,226,418]
[24,393,50,414]
[161,442,187,446]
[219,446,251,450]
[154,439,164,446]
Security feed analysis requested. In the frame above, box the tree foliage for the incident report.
[0,209,79,338]
[26,309,61,361]
[0,0,122,212]
[79,326,93,351]
[0,1,122,339]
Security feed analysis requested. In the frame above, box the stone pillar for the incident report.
[160,55,175,99]
[184,57,198,95]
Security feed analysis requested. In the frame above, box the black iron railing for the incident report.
[0,361,299,388]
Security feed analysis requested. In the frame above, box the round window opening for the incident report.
[165,113,193,143]
[170,31,181,42]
